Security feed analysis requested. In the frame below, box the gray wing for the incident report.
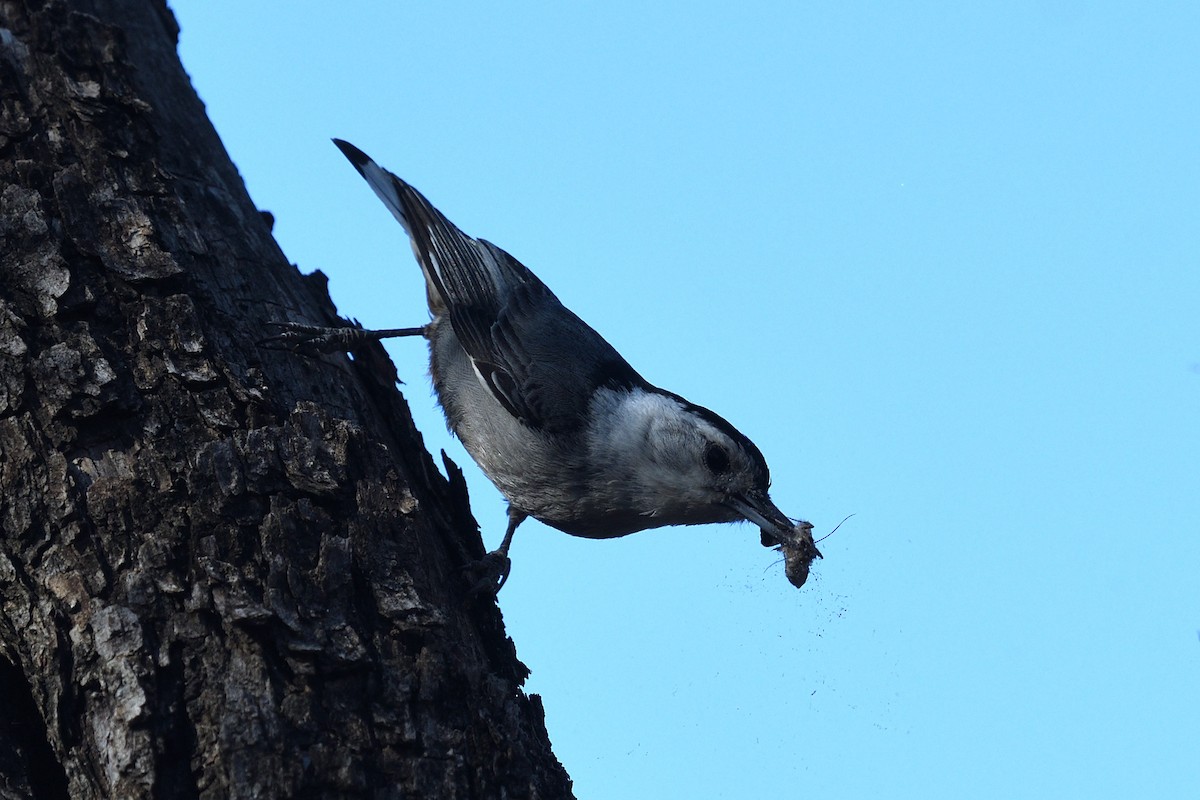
[334,139,645,433]
[468,242,648,433]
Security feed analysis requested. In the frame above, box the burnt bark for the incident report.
[0,1,573,797]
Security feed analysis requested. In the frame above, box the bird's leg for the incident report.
[260,321,428,354]
[465,507,528,596]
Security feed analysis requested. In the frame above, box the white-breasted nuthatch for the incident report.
[272,140,819,592]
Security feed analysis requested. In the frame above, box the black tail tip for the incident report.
[332,138,371,169]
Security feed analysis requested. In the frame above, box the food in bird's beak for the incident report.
[777,521,821,589]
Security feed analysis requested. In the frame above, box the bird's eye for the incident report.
[703,442,732,475]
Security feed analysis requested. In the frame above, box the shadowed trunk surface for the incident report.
[0,1,574,797]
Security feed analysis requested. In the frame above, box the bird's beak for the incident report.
[726,490,796,545]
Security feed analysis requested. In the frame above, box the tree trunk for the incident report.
[0,1,573,797]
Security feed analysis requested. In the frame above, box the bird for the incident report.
[269,139,819,593]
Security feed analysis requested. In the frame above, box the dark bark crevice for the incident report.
[0,654,70,800]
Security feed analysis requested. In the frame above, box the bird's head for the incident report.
[594,387,800,543]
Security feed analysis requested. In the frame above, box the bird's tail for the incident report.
[333,138,414,236]
[332,139,540,323]
[333,138,486,315]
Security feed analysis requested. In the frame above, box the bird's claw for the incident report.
[463,550,512,596]
[259,321,359,354]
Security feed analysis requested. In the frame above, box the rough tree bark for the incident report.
[0,1,574,797]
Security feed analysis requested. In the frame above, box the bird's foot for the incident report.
[463,549,513,596]
[259,322,365,354]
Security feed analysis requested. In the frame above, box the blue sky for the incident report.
[171,2,1199,796]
